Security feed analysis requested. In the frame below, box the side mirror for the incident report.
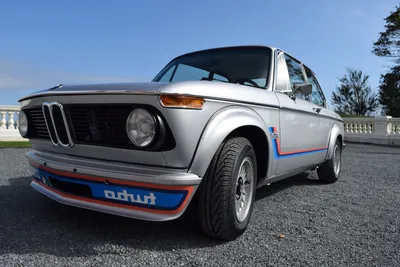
[293,83,312,95]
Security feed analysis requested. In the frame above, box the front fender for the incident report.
[325,122,344,161]
[188,105,272,177]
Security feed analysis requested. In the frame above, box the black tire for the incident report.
[317,139,342,183]
[197,137,257,241]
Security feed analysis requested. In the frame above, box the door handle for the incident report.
[313,107,322,113]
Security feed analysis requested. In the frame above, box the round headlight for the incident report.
[18,110,28,137]
[126,108,156,147]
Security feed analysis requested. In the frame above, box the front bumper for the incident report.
[26,150,201,221]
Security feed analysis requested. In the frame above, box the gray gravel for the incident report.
[0,144,399,267]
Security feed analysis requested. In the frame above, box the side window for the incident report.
[284,55,310,101]
[305,67,325,107]
[284,55,306,85]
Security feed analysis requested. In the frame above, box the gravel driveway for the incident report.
[0,143,399,267]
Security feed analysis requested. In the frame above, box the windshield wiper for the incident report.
[200,77,229,83]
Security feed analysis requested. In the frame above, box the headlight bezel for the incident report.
[126,108,159,148]
[18,110,29,137]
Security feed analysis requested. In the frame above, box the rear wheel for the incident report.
[317,139,342,183]
[197,137,257,241]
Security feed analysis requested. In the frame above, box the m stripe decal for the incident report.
[268,127,328,159]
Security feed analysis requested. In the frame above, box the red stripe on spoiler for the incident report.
[31,163,195,215]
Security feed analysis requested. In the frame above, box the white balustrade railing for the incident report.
[0,105,24,141]
[1,104,399,146]
[343,116,400,146]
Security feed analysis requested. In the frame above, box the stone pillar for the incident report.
[0,106,25,141]
[8,111,15,130]
[0,111,7,130]
[388,118,400,146]
[372,116,392,145]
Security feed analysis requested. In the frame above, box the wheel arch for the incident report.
[188,105,273,184]
[325,122,344,161]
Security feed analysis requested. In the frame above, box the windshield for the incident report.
[152,47,272,89]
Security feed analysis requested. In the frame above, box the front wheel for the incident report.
[197,137,257,241]
[317,139,342,183]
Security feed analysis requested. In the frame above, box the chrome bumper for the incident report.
[26,150,201,221]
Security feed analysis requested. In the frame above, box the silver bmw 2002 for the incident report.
[18,46,344,240]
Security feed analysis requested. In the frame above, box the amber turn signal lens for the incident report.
[159,95,205,109]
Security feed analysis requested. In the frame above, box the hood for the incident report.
[50,82,168,92]
[18,81,278,108]
[18,82,169,101]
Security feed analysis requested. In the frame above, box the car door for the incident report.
[273,52,327,174]
[303,65,332,155]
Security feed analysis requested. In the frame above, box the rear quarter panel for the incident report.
[318,108,345,160]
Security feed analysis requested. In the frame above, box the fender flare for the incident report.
[188,105,272,178]
[325,122,344,161]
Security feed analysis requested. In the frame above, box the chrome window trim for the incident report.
[303,65,327,108]
[274,50,292,94]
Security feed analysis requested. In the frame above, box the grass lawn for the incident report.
[0,141,32,148]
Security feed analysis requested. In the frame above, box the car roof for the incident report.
[173,45,278,60]
[169,45,317,76]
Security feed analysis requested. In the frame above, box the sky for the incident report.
[0,0,398,107]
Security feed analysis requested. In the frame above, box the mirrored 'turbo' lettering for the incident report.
[104,189,157,205]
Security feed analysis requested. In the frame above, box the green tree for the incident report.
[372,5,400,63]
[378,65,400,117]
[372,4,400,117]
[331,68,379,116]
